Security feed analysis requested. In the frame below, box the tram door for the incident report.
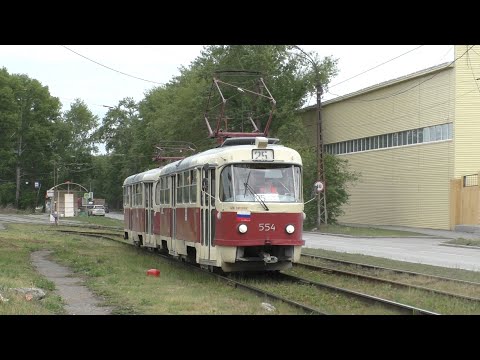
[201,167,216,261]
[170,175,177,255]
[144,183,154,246]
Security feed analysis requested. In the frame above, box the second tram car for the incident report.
[123,137,305,272]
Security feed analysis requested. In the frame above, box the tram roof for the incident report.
[123,138,302,186]
[123,167,163,186]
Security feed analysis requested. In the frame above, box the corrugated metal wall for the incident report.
[301,45,480,229]
[302,60,457,229]
[338,142,453,229]
[454,45,480,177]
[321,68,454,141]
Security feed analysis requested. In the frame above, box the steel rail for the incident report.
[294,262,480,303]
[301,253,480,286]
[276,272,439,315]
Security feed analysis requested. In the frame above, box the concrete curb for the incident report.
[303,231,438,239]
[439,243,480,250]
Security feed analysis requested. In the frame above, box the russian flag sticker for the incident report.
[236,210,251,222]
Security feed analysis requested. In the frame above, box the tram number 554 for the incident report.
[259,223,276,231]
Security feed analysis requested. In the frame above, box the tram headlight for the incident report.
[238,223,248,234]
[285,224,295,234]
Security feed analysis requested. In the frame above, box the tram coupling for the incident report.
[259,251,278,264]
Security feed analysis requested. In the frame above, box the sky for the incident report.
[0,44,454,128]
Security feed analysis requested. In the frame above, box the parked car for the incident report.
[88,205,106,216]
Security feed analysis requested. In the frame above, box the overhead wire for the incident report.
[466,45,480,95]
[60,45,164,85]
[354,45,474,103]
[329,45,425,89]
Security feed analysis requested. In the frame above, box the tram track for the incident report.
[273,272,439,315]
[301,253,480,287]
[293,261,480,303]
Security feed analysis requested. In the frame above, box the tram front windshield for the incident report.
[220,164,302,203]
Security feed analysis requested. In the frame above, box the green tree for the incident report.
[98,45,359,219]
[0,68,62,209]
[95,98,152,208]
[303,152,361,228]
[55,99,99,187]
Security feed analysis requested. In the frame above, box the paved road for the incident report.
[303,232,480,272]
[105,212,124,221]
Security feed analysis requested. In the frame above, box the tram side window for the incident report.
[210,171,215,206]
[145,184,149,208]
[123,187,128,207]
[183,171,190,204]
[165,177,170,204]
[220,165,233,201]
[177,173,183,204]
[160,177,165,205]
[190,169,197,203]
[135,183,142,206]
[155,179,163,205]
[294,166,301,201]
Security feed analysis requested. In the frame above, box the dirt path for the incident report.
[31,250,113,315]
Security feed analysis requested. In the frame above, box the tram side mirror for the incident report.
[202,178,209,192]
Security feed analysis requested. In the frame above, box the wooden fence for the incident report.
[450,173,480,228]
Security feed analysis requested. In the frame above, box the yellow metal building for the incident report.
[301,45,480,230]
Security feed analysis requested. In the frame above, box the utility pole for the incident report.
[315,82,328,227]
[293,46,328,227]
[15,91,26,209]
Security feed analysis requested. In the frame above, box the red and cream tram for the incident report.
[123,136,305,272]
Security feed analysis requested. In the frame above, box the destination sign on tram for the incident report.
[252,149,274,161]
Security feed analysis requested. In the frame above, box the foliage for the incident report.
[0,69,103,210]
[323,154,361,223]
[1,46,359,220]
[302,151,360,228]
[82,45,355,219]
[0,67,62,209]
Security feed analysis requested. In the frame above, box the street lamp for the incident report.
[293,45,328,227]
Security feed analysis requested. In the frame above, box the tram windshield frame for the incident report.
[219,163,302,203]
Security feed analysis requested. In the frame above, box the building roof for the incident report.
[300,62,453,111]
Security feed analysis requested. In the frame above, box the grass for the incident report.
[309,224,428,237]
[62,215,123,228]
[240,275,399,315]
[0,226,65,314]
[51,235,303,315]
[286,266,480,314]
[0,222,303,315]
[445,238,480,247]
[1,215,479,315]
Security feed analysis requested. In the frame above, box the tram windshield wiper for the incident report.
[244,171,251,197]
[244,182,269,211]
